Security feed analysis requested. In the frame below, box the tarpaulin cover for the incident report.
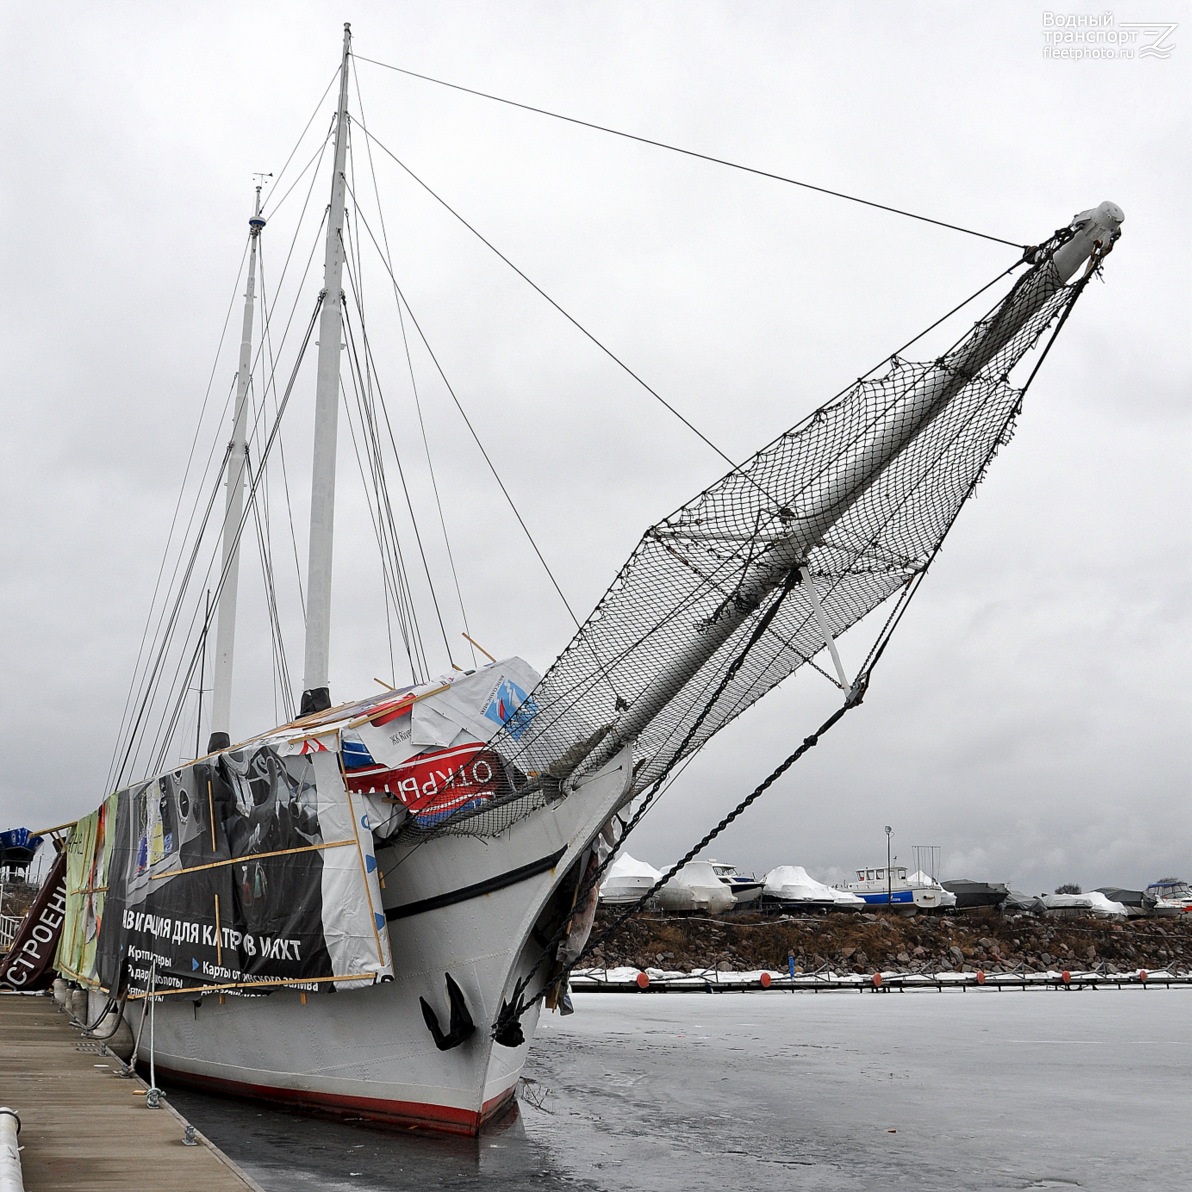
[58,732,391,997]
[349,658,544,828]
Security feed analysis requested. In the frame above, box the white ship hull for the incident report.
[118,748,633,1134]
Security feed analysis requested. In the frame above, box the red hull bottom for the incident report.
[153,1063,518,1137]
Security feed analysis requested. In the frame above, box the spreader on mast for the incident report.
[301,22,353,717]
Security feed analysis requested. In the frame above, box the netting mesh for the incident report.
[409,260,1076,840]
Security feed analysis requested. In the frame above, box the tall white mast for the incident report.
[207,186,267,753]
[300,23,353,717]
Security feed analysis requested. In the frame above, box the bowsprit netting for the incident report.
[410,234,1105,842]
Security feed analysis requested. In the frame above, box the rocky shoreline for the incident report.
[584,907,1192,974]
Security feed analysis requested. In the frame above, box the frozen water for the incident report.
[169,985,1190,1190]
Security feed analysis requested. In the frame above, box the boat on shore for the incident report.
[1144,878,1192,916]
[706,860,765,906]
[762,865,864,912]
[599,855,664,907]
[656,862,736,914]
[838,865,949,913]
[1041,891,1128,918]
[941,878,1010,910]
[9,25,1123,1133]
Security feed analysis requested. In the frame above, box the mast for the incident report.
[207,188,267,753]
[300,23,353,717]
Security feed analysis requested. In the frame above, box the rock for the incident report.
[949,945,964,964]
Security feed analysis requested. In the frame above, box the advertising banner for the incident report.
[0,849,68,991]
[61,736,391,999]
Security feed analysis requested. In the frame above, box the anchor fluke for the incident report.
[419,972,476,1051]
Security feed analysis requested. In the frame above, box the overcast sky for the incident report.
[2,1,1188,897]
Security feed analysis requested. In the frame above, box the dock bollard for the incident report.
[0,1107,23,1192]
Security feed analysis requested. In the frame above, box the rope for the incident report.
[352,119,741,475]
[493,565,812,1031]
[353,57,1024,250]
[351,55,477,663]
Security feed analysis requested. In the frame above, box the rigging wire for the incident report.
[352,56,1024,250]
[343,184,585,630]
[341,305,429,681]
[353,119,741,475]
[351,56,477,666]
[140,304,324,777]
[353,121,1028,519]
[341,255,457,674]
[528,266,1104,1019]
[342,149,441,680]
[106,244,249,791]
[259,68,341,219]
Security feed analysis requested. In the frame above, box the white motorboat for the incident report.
[706,860,765,905]
[1144,878,1192,916]
[838,865,948,912]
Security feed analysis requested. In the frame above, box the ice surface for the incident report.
[169,986,1191,1191]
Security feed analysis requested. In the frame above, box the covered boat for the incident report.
[941,878,1010,910]
[656,862,735,914]
[599,854,664,906]
[762,865,864,911]
[1042,891,1128,917]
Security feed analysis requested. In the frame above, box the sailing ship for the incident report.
[16,26,1123,1133]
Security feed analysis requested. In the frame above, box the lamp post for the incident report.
[885,826,893,907]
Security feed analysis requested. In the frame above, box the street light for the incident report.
[885,826,893,907]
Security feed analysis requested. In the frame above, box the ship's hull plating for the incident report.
[117,748,633,1133]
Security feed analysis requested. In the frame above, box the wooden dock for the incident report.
[0,992,263,1191]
